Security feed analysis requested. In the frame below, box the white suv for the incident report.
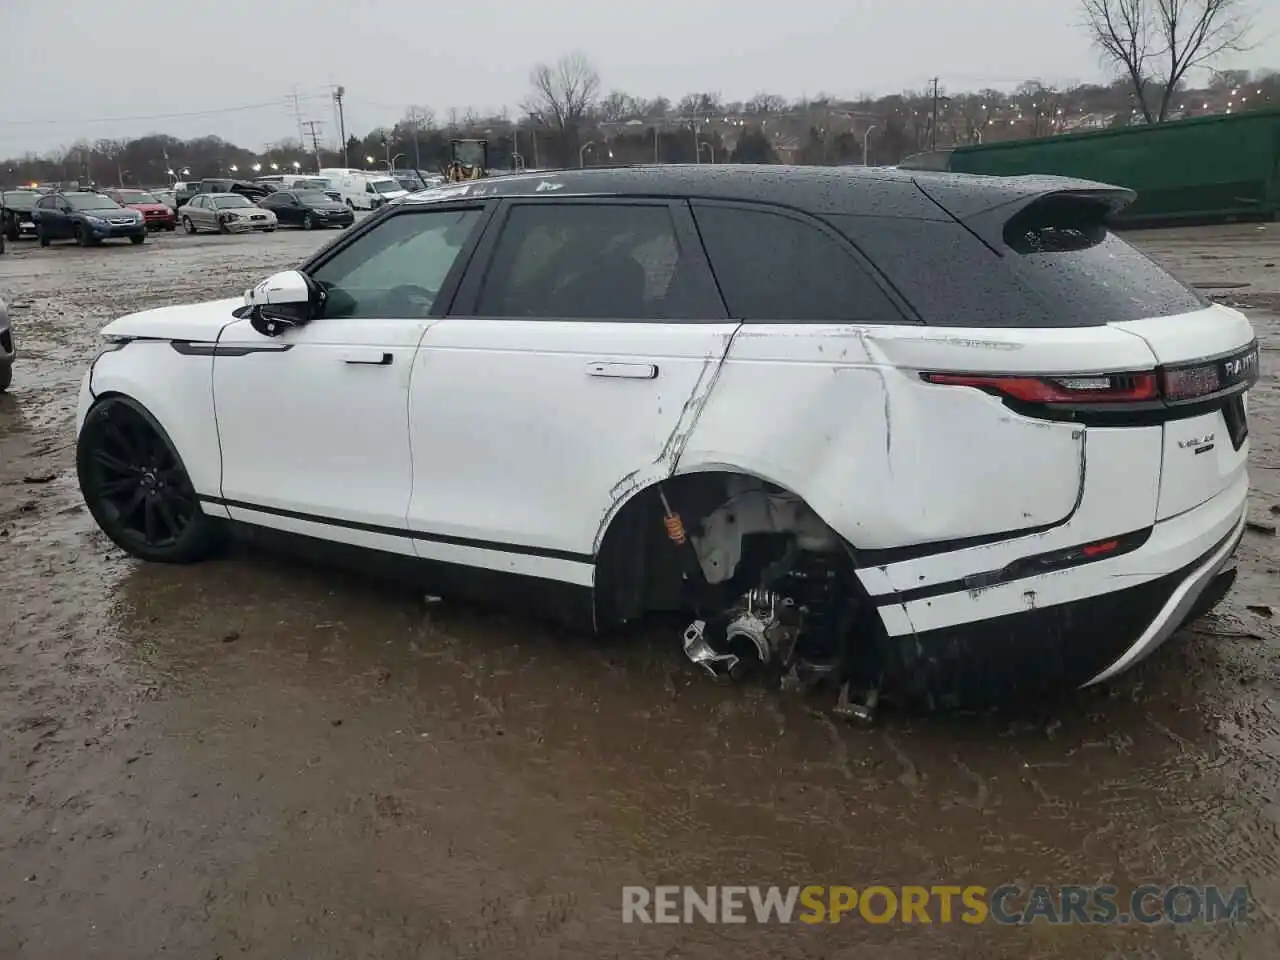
[74,166,1258,709]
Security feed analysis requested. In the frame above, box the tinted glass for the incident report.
[66,194,120,211]
[310,208,482,319]
[476,203,716,320]
[832,212,1204,328]
[692,204,907,323]
[1001,198,1206,321]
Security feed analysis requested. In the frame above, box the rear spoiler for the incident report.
[913,176,1136,252]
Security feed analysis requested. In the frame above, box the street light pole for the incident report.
[862,125,877,165]
[579,141,595,167]
[698,142,715,163]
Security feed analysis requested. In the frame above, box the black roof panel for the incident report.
[399,164,1125,222]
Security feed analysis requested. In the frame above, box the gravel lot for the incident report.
[1,220,1278,960]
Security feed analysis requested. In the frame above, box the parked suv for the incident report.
[73,166,1257,709]
[33,191,147,246]
[0,295,14,392]
[2,189,41,241]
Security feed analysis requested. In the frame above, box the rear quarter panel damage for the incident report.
[672,324,1101,550]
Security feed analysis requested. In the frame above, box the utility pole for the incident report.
[408,108,421,170]
[930,77,941,151]
[333,86,349,167]
[302,120,324,173]
[290,87,306,147]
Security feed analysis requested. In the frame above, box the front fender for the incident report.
[85,341,225,514]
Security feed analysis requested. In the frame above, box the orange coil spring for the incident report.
[663,512,687,546]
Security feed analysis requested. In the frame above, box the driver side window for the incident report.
[308,207,483,320]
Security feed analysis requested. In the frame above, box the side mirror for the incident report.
[239,269,325,337]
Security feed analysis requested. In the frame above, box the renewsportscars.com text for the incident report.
[621,884,1249,925]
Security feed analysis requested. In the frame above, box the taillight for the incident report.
[921,372,1158,404]
[923,341,1259,410]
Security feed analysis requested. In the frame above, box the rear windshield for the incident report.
[1000,197,1207,322]
[2,191,39,211]
[832,204,1206,328]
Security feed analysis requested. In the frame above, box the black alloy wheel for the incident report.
[77,397,219,563]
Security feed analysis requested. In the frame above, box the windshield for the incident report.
[2,191,39,211]
[295,191,333,204]
[292,179,327,190]
[117,190,159,204]
[372,180,403,194]
[66,194,120,211]
[213,195,254,209]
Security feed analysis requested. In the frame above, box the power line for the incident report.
[0,95,329,128]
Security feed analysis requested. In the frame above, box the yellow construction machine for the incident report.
[442,139,488,182]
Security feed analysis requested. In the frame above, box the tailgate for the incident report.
[1111,306,1258,520]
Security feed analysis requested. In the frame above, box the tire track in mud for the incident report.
[0,225,1277,959]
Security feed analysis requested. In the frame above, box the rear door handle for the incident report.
[342,350,393,366]
[586,361,659,380]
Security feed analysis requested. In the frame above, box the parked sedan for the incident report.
[2,190,41,241]
[73,166,1257,713]
[104,189,177,231]
[178,193,278,235]
[33,191,147,246]
[257,189,355,230]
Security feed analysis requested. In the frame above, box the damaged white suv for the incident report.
[75,166,1258,709]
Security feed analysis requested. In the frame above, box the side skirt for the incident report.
[222,520,597,633]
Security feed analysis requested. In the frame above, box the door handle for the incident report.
[342,350,393,366]
[587,361,659,380]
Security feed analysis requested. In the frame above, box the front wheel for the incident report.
[0,364,11,393]
[73,223,90,247]
[182,216,196,235]
[77,397,220,563]
[302,213,314,230]
[38,229,50,247]
[130,234,146,245]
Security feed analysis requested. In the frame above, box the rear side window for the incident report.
[831,204,1205,328]
[1001,197,1207,322]
[475,203,721,320]
[832,215,1047,327]
[691,203,908,323]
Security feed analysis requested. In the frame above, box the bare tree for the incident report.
[525,52,601,134]
[744,93,789,115]
[1082,0,1254,122]
[598,90,644,123]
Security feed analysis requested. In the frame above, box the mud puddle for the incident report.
[1,226,1278,959]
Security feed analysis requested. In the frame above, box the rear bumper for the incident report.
[885,476,1248,707]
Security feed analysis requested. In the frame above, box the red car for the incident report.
[104,189,176,231]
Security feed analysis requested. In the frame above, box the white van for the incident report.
[318,169,408,210]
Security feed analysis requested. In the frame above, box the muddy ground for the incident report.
[0,221,1278,960]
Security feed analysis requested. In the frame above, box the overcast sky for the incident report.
[1,0,1275,156]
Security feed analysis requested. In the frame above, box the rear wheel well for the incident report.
[594,470,865,625]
